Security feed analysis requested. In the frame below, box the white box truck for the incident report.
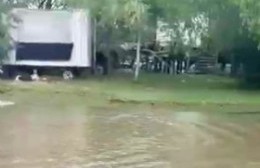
[3,8,93,79]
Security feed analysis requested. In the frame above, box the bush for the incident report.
[0,3,9,63]
[230,36,260,86]
[243,54,260,83]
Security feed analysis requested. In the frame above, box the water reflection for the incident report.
[173,111,207,123]
[0,109,260,168]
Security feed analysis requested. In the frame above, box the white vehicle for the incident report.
[3,8,92,79]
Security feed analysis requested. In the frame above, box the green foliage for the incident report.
[0,0,34,62]
[155,0,260,52]
[65,0,150,33]
[232,0,260,42]
[0,2,9,61]
[206,0,242,53]
[3,0,260,56]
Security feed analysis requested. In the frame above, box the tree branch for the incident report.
[38,0,47,9]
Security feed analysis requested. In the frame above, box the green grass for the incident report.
[75,73,260,105]
[1,74,260,112]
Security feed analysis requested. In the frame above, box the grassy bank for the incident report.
[76,74,260,105]
[1,74,260,112]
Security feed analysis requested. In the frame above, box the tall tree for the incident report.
[65,0,150,78]
[66,0,125,74]
[0,2,11,61]
[122,0,149,80]
[232,0,260,43]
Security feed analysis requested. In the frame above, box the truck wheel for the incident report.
[63,70,74,80]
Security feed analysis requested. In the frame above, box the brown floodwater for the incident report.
[0,108,260,168]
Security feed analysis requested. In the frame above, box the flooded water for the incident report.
[0,108,260,168]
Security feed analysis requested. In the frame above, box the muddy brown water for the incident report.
[0,109,260,168]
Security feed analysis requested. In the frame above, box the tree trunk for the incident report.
[231,54,240,77]
[186,54,190,72]
[38,0,46,9]
[150,16,158,44]
[91,19,97,74]
[45,0,52,9]
[38,0,52,9]
[134,29,141,81]
[103,27,113,75]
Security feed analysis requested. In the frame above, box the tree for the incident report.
[65,0,150,79]
[0,2,10,62]
[232,0,260,43]
[122,0,149,81]
[155,0,207,51]
[0,0,61,60]
[65,0,126,74]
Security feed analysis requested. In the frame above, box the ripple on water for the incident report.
[0,110,260,168]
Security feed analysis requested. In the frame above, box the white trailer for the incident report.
[3,8,92,79]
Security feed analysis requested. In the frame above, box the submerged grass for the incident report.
[1,73,260,112]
